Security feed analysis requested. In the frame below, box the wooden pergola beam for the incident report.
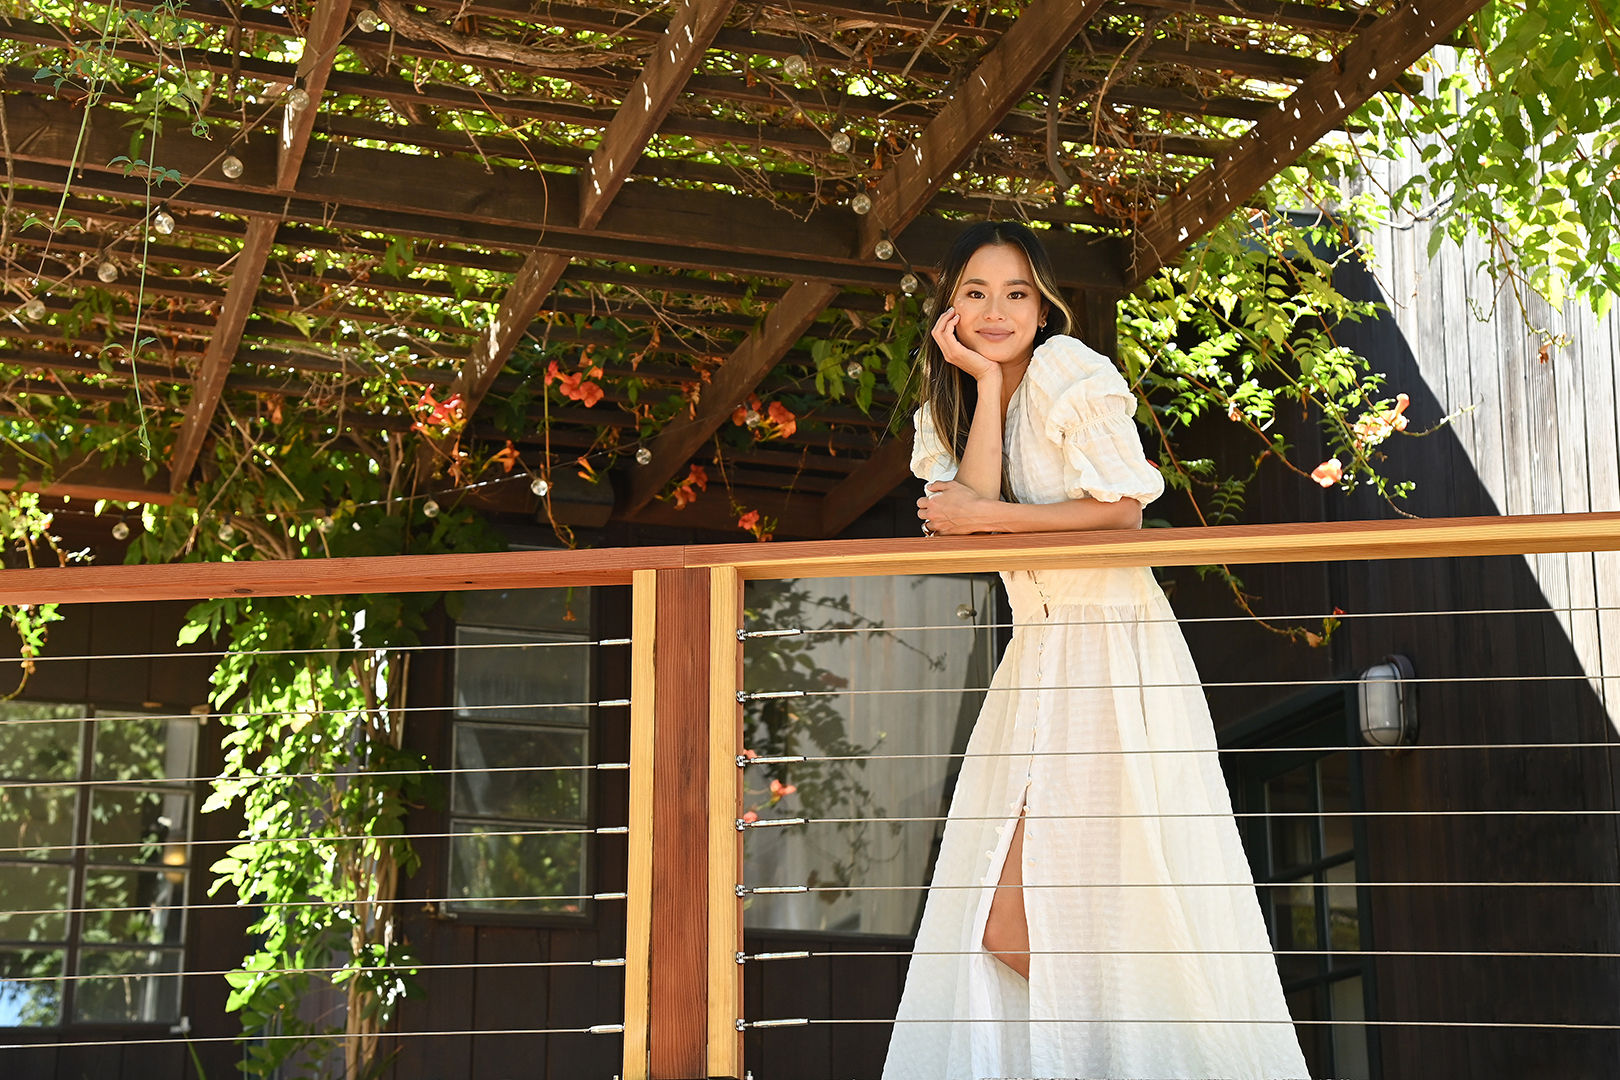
[580,0,733,228]
[1129,0,1488,284]
[819,429,915,537]
[170,0,349,491]
[167,217,279,491]
[621,279,841,515]
[627,0,1115,519]
[2,98,1122,291]
[277,0,348,188]
[438,1,734,453]
[857,0,1109,257]
[1126,0,1375,34]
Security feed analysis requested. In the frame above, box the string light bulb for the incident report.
[873,238,895,260]
[21,298,45,321]
[221,154,244,179]
[635,447,653,465]
[782,54,809,80]
[845,360,864,379]
[316,515,335,534]
[286,86,310,111]
[218,522,236,543]
[850,193,872,215]
[97,260,119,283]
[111,520,130,541]
[900,273,921,295]
[956,603,977,620]
[355,8,381,33]
[422,498,441,518]
[744,408,763,429]
[830,131,852,154]
[922,297,936,315]
[152,209,175,235]
[530,476,550,497]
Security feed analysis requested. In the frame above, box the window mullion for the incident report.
[60,715,96,1027]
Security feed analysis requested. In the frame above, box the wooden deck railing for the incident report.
[7,510,1620,1079]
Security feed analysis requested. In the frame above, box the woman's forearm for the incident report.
[953,374,1006,499]
[971,496,1143,534]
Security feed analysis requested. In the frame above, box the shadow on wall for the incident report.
[1166,250,1620,1079]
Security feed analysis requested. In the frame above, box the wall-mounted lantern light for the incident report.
[1359,653,1417,750]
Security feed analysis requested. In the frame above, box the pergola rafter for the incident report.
[0,0,1474,539]
[440,0,736,459]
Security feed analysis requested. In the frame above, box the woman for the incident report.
[885,221,1308,1080]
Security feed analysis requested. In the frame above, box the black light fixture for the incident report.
[1358,653,1417,750]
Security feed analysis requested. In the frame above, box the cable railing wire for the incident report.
[0,635,633,667]
[738,947,1620,961]
[0,889,631,922]
[0,695,633,729]
[0,822,635,858]
[735,880,1617,891]
[734,808,1620,828]
[736,1017,1620,1032]
[0,956,630,985]
[0,1026,629,1052]
[736,741,1620,765]
[738,601,1620,639]
[737,671,1620,702]
[0,759,629,792]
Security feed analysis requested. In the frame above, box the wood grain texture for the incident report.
[649,568,711,1079]
[707,565,744,1078]
[277,0,348,188]
[0,545,685,604]
[167,216,278,491]
[624,280,842,515]
[622,570,658,1080]
[857,0,1111,257]
[1129,0,1489,284]
[448,251,570,423]
[9,513,1620,603]
[687,511,1620,580]
[580,0,733,228]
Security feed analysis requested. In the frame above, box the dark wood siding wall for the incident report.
[0,600,248,1080]
[1156,218,1620,1075]
[392,586,633,1080]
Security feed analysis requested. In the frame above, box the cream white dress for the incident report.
[883,336,1308,1080]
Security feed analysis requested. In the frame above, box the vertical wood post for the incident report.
[622,570,659,1080]
[707,566,745,1077]
[649,567,712,1078]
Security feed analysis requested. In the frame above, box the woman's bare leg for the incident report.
[982,814,1029,979]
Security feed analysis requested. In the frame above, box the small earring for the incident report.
[1038,319,1046,328]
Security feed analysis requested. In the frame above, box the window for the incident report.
[0,703,196,1026]
[1222,689,1377,1080]
[446,587,595,918]
[740,574,1003,937]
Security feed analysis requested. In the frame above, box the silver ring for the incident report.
[922,522,933,536]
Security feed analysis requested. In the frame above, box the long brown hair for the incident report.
[921,222,1076,467]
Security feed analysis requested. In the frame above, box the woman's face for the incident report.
[947,243,1050,365]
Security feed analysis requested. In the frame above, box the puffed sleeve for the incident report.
[1031,336,1164,506]
[910,401,959,483]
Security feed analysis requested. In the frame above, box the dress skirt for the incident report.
[880,566,1309,1080]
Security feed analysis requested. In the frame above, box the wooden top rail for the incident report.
[2,512,1619,604]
